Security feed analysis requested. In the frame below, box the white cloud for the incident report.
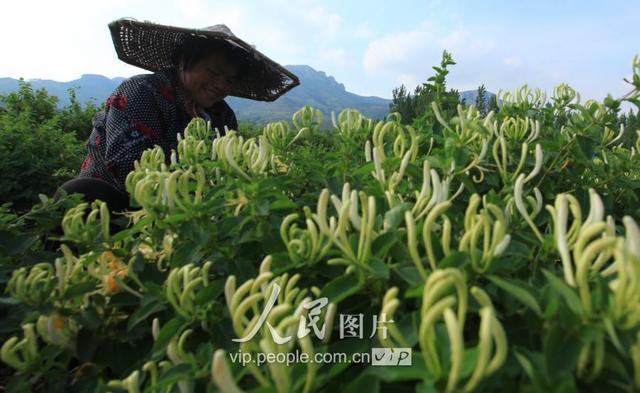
[354,23,373,39]
[396,74,421,90]
[0,0,346,80]
[317,48,348,67]
[363,31,438,74]
[303,6,342,39]
[503,57,523,67]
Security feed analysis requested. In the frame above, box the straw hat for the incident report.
[108,18,299,101]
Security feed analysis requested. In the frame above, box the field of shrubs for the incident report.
[1,54,640,392]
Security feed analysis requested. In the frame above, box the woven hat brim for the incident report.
[108,18,300,102]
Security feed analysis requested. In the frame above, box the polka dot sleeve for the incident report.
[102,78,166,191]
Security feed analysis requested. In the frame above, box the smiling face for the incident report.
[179,52,238,108]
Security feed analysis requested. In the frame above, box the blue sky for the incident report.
[2,0,638,102]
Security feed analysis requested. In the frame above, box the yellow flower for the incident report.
[98,251,128,295]
[226,190,249,216]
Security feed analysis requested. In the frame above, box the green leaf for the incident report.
[487,275,542,316]
[461,347,479,379]
[63,281,96,299]
[542,269,582,315]
[415,381,438,393]
[393,265,423,287]
[514,350,545,391]
[575,135,596,159]
[437,251,469,269]
[77,307,101,330]
[384,202,413,230]
[458,174,478,194]
[269,199,298,211]
[352,162,375,177]
[163,213,189,224]
[543,324,582,379]
[151,318,185,359]
[193,279,224,305]
[320,272,364,304]
[371,231,398,258]
[343,373,380,393]
[405,163,423,180]
[76,328,99,361]
[127,296,167,332]
[3,234,39,256]
[404,284,424,299]
[156,363,195,388]
[369,258,390,279]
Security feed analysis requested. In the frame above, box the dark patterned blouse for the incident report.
[78,69,238,192]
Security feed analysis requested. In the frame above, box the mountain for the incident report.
[226,65,392,124]
[0,66,392,125]
[0,67,495,125]
[0,74,126,107]
[458,90,496,106]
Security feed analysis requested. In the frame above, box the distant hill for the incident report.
[0,67,493,125]
[459,90,496,106]
[226,65,392,124]
[0,66,392,125]
[0,74,126,107]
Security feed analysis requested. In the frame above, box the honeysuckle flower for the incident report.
[223,256,331,392]
[378,287,410,348]
[418,269,507,392]
[514,174,544,242]
[212,349,245,393]
[459,194,511,273]
[292,105,323,135]
[61,200,110,244]
[6,263,55,307]
[1,324,39,372]
[165,262,213,320]
[281,207,332,265]
[36,313,78,348]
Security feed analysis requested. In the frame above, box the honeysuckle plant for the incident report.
[2,54,640,392]
[310,185,380,274]
[222,256,335,393]
[61,199,111,244]
[496,85,547,113]
[1,323,40,373]
[459,194,511,273]
[419,268,507,392]
[292,105,323,137]
[6,262,56,307]
[165,261,214,321]
[331,107,376,140]
[212,131,276,180]
[409,160,464,221]
[365,116,421,200]
[280,206,332,265]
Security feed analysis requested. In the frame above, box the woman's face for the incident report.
[181,52,238,108]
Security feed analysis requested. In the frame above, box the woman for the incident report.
[55,18,299,212]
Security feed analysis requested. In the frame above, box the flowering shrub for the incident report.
[1,56,640,392]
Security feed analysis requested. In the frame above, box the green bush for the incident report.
[0,82,89,213]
